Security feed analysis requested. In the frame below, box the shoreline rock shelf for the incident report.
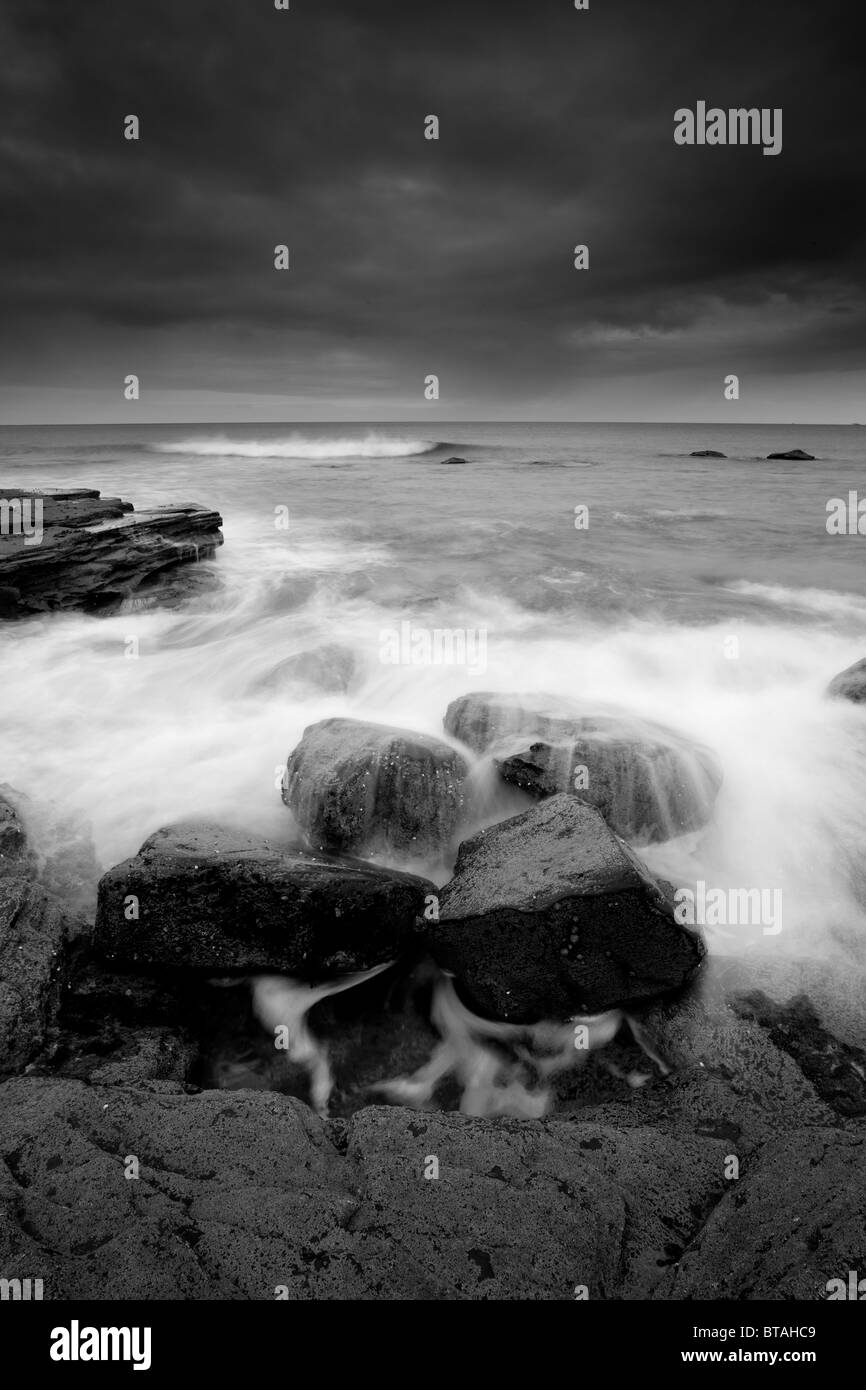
[0,487,223,617]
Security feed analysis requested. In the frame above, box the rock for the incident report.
[689,450,726,458]
[283,718,471,861]
[94,822,435,975]
[251,643,357,697]
[728,990,866,1117]
[0,488,223,618]
[0,789,31,875]
[0,1076,729,1299]
[495,716,721,844]
[439,456,467,465]
[444,690,592,754]
[0,875,74,1073]
[0,783,100,916]
[766,449,816,460]
[827,656,866,703]
[428,794,706,1022]
[661,1127,866,1300]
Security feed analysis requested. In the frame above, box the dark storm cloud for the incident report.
[1,0,864,413]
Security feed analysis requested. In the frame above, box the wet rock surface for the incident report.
[495,717,721,844]
[94,822,435,975]
[429,794,706,1021]
[827,656,866,703]
[0,488,223,618]
[283,717,470,861]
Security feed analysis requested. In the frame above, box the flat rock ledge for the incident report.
[0,487,223,617]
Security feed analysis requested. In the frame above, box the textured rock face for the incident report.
[94,822,435,975]
[495,717,721,844]
[429,794,706,1022]
[283,718,471,861]
[660,1128,866,1301]
[766,449,816,460]
[0,488,223,617]
[0,1077,730,1300]
[827,656,866,703]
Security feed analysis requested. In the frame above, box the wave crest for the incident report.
[151,433,442,460]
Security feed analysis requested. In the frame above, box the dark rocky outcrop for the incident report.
[766,449,816,461]
[428,794,706,1022]
[827,656,866,703]
[439,456,467,465]
[251,643,357,697]
[0,488,223,618]
[0,1076,729,1300]
[495,717,721,844]
[94,822,435,975]
[283,718,470,861]
[690,450,726,458]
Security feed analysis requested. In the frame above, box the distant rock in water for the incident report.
[95,822,434,976]
[439,456,467,465]
[428,794,706,1022]
[690,450,726,458]
[766,449,816,461]
[251,643,358,697]
[283,718,471,861]
[0,487,223,618]
[495,716,722,845]
[827,657,866,703]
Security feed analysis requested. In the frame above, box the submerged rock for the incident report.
[444,693,721,843]
[495,716,721,844]
[0,487,223,618]
[689,450,726,458]
[766,449,816,461]
[439,456,467,465]
[428,794,706,1022]
[283,717,470,860]
[826,656,866,703]
[251,643,357,696]
[94,822,434,975]
[444,690,591,754]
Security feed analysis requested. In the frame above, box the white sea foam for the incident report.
[152,433,440,459]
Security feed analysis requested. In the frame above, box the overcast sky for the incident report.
[1,0,863,424]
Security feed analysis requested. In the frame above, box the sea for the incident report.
[2,420,866,964]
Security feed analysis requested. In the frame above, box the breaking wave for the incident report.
[152,434,443,460]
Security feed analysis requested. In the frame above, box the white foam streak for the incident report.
[153,433,439,459]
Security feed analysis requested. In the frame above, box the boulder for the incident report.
[0,488,223,618]
[495,717,721,844]
[766,449,815,461]
[283,718,470,860]
[827,656,866,703]
[428,794,706,1022]
[251,643,357,696]
[439,456,467,465]
[0,1077,729,1299]
[94,822,435,975]
[689,450,726,458]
